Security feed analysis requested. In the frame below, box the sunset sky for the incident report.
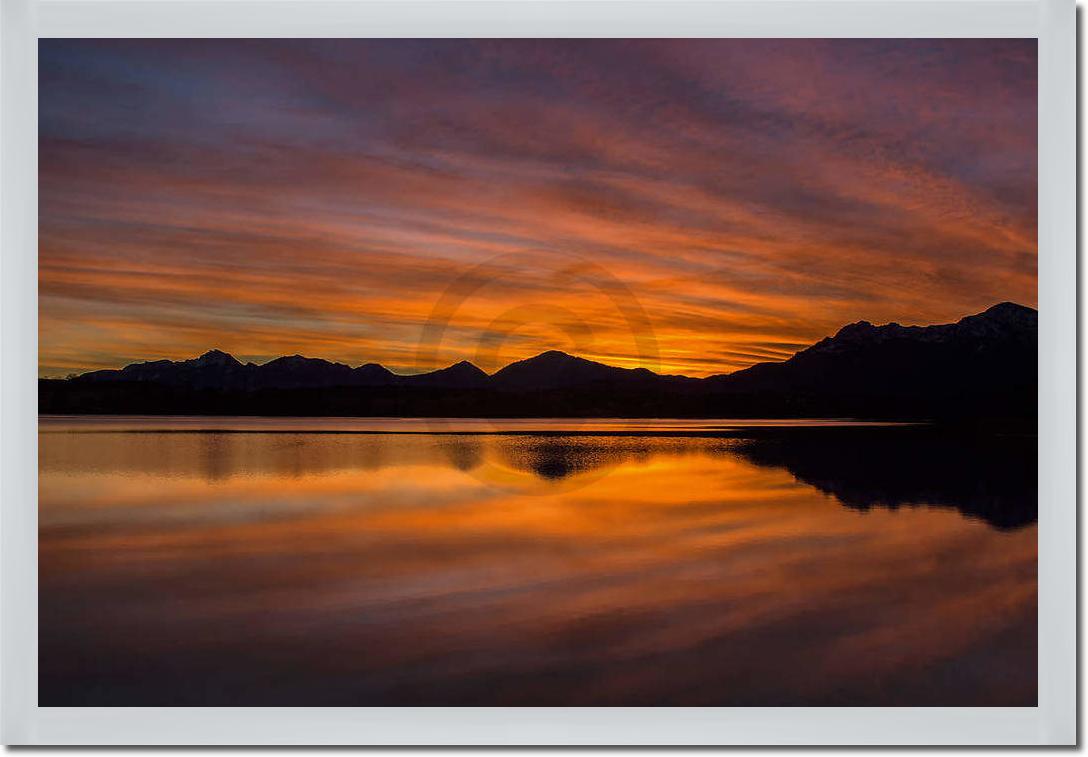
[39,39,1036,378]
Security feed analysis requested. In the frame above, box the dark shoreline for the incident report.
[38,379,1036,426]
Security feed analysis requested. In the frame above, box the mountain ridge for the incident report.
[42,303,1037,421]
[71,301,1037,385]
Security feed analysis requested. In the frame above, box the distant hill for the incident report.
[490,350,664,391]
[703,301,1037,418]
[40,303,1037,421]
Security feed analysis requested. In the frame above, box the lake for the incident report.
[39,416,1037,706]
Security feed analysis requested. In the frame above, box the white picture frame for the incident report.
[1,0,1075,745]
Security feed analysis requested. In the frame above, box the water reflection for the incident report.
[40,424,1037,529]
[39,418,1036,706]
[732,428,1038,530]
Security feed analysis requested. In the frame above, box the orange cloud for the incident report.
[39,40,1037,378]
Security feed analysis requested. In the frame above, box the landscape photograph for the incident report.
[39,38,1037,706]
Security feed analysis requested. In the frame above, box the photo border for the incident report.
[2,0,1075,745]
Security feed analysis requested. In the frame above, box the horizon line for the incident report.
[41,300,1036,382]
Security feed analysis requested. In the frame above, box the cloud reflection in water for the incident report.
[39,421,1036,705]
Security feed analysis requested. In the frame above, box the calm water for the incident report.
[39,416,1037,706]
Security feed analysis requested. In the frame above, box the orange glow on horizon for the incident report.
[38,40,1037,378]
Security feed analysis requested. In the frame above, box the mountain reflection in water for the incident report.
[39,417,1036,706]
[734,428,1037,530]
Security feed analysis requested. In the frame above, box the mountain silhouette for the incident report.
[490,350,662,391]
[77,351,489,391]
[41,303,1037,420]
[80,349,253,391]
[353,362,397,386]
[404,360,490,389]
[702,302,1036,419]
[257,355,357,389]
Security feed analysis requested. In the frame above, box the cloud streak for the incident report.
[39,39,1037,377]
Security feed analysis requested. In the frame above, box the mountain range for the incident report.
[40,302,1037,421]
